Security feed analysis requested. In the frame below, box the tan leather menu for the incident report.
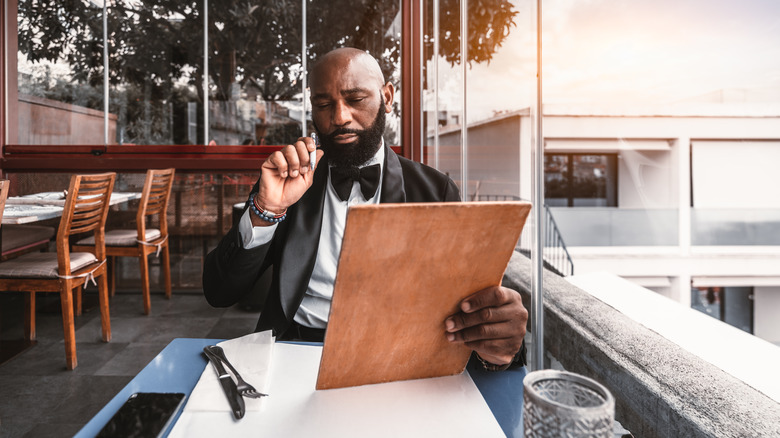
[316,201,532,390]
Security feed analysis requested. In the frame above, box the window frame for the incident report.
[1,0,420,173]
[544,152,618,208]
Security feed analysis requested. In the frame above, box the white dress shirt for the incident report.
[239,144,385,329]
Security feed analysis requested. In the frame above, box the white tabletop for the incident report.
[2,192,142,225]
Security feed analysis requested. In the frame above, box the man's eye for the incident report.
[315,103,331,109]
[348,98,365,104]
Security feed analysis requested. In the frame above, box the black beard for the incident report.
[316,102,385,168]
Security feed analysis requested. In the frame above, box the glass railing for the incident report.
[549,207,678,246]
[692,208,780,246]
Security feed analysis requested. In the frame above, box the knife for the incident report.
[203,347,245,419]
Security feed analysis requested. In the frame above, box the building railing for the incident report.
[502,252,780,438]
[476,194,574,276]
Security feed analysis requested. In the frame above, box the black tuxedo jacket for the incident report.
[203,146,460,338]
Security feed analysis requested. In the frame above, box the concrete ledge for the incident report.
[503,251,780,438]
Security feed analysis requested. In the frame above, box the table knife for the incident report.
[203,347,245,419]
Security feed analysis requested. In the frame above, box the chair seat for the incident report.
[0,252,98,278]
[76,229,162,247]
[1,224,55,254]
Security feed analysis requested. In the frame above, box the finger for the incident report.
[305,149,325,175]
[445,305,515,333]
[294,138,313,174]
[446,320,515,344]
[262,150,289,178]
[459,286,514,313]
[281,144,302,178]
[300,150,326,185]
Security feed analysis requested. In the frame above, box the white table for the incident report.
[2,191,142,224]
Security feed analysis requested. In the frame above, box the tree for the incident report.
[17,0,517,143]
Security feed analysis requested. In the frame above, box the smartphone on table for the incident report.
[97,392,186,438]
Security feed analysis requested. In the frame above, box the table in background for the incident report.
[76,338,526,438]
[2,191,142,225]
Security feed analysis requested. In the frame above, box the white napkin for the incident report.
[183,331,274,413]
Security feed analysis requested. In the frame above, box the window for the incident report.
[691,286,754,334]
[7,0,403,152]
[544,153,617,207]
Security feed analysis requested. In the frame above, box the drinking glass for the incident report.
[523,370,614,437]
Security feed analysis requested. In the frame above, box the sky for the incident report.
[431,0,780,121]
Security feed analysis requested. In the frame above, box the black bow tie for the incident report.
[330,164,381,202]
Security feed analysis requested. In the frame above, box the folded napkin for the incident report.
[183,331,274,413]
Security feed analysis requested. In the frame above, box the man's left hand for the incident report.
[445,286,528,366]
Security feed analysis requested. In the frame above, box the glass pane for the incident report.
[543,0,780,347]
[422,0,465,191]
[423,0,541,365]
[16,1,105,145]
[207,1,304,146]
[544,154,569,206]
[109,2,203,145]
[306,0,402,145]
[691,140,780,245]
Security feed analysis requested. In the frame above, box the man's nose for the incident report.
[331,101,352,127]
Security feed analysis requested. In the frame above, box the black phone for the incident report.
[97,392,186,438]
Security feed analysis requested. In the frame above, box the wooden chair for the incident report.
[0,173,115,370]
[73,168,175,315]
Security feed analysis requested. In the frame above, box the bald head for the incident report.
[310,48,386,91]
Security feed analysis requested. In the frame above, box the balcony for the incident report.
[503,252,780,437]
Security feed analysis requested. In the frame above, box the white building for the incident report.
[427,103,780,346]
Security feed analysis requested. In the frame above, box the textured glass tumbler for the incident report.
[523,370,615,438]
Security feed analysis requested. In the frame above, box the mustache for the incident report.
[320,127,365,142]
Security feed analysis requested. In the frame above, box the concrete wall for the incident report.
[17,94,116,145]
[502,252,780,438]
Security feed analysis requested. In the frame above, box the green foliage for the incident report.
[16,0,517,145]
[426,0,518,67]
[18,0,517,101]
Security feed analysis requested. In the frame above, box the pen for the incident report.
[310,132,319,170]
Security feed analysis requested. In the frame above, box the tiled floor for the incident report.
[0,289,261,438]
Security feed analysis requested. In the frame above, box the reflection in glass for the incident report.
[545,154,617,207]
[691,286,754,334]
[14,0,403,147]
[204,0,403,146]
[422,0,524,195]
[16,1,105,145]
[307,0,402,146]
[109,2,203,145]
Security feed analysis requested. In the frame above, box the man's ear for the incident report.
[382,82,395,112]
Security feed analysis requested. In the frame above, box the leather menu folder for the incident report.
[316,201,532,390]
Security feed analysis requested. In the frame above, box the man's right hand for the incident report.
[252,137,324,227]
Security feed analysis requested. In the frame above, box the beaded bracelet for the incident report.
[249,193,287,223]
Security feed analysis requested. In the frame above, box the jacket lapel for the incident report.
[380,146,406,203]
[278,158,328,319]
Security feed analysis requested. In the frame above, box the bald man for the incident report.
[203,48,527,370]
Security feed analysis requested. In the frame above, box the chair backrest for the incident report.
[136,168,175,239]
[0,180,9,218]
[57,173,116,274]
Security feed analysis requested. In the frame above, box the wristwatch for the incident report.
[476,340,527,371]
